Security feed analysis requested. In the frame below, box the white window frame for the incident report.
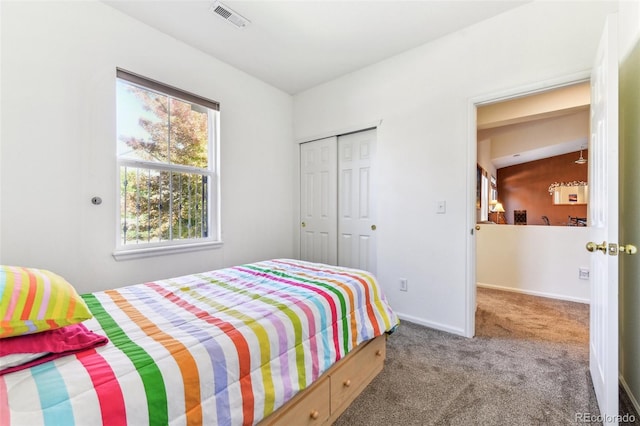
[113,69,221,260]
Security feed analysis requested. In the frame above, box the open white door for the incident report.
[587,15,619,425]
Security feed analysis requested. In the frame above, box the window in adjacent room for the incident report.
[114,69,220,259]
[490,175,497,203]
[477,166,490,222]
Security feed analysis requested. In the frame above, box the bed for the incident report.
[1,259,399,425]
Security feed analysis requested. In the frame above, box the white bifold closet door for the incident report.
[300,136,338,265]
[300,129,377,273]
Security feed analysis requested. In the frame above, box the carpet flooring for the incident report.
[334,287,639,425]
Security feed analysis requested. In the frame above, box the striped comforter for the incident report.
[1,259,399,425]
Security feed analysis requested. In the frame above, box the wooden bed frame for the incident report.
[259,334,386,425]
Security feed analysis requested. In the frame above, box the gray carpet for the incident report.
[335,288,639,425]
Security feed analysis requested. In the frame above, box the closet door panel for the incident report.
[300,137,338,265]
[338,129,377,274]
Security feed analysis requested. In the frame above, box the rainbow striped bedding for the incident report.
[0,259,399,426]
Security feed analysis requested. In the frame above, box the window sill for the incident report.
[113,240,223,261]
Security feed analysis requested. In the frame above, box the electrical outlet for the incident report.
[579,267,590,280]
[400,278,408,292]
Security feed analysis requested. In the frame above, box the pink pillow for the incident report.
[0,323,108,375]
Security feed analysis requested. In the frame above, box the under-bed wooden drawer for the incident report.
[259,335,387,425]
[330,335,385,416]
[260,376,330,426]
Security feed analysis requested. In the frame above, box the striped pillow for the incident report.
[0,266,92,338]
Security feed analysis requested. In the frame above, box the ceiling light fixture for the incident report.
[210,1,250,29]
[575,148,587,165]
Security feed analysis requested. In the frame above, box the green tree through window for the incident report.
[116,70,218,248]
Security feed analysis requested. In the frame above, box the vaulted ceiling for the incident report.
[103,1,528,94]
[477,82,591,168]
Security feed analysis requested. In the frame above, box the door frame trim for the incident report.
[294,119,382,144]
[465,70,591,338]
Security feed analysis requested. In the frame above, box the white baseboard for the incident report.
[396,312,466,337]
[476,282,590,304]
[620,374,640,415]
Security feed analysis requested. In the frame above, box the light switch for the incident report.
[436,200,446,214]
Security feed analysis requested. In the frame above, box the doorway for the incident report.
[475,81,592,314]
[471,79,597,420]
[466,73,589,337]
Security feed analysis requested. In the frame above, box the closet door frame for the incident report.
[298,126,378,274]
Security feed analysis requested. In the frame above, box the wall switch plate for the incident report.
[436,200,446,214]
[579,267,590,280]
[400,278,408,292]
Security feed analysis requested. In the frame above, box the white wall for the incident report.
[476,225,590,303]
[0,1,294,294]
[293,1,616,335]
[477,138,496,180]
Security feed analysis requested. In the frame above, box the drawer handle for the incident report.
[343,379,351,387]
[375,349,382,357]
[310,410,320,420]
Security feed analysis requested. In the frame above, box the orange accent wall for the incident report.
[496,151,588,226]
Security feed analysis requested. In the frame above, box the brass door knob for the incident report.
[301,222,306,228]
[586,241,607,254]
[310,410,320,420]
[475,225,481,231]
[371,224,377,231]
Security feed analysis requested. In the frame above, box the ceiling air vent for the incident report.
[211,1,250,29]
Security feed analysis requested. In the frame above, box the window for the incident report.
[114,69,220,259]
[480,169,489,222]
[490,175,497,204]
